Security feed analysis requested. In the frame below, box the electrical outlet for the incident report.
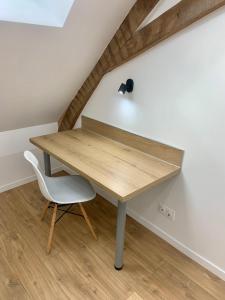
[165,207,175,221]
[159,203,166,216]
[159,204,175,221]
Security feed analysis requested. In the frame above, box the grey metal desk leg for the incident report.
[114,201,127,270]
[44,152,51,176]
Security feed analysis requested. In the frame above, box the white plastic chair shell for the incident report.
[24,151,96,204]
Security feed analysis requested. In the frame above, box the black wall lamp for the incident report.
[118,79,134,95]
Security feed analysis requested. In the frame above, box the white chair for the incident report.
[24,151,97,253]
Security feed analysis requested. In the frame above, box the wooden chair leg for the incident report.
[41,200,50,221]
[79,203,97,240]
[47,204,58,254]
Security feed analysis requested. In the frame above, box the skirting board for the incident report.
[94,186,225,281]
[0,166,63,193]
[127,204,225,281]
[3,163,225,281]
[62,165,225,280]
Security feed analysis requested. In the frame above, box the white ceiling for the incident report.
[0,0,135,131]
[0,0,75,27]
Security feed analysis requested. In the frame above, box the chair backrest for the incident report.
[24,151,52,202]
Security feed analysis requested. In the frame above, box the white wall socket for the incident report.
[159,203,175,221]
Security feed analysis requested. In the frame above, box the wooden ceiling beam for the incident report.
[59,0,225,131]
[103,0,160,55]
[58,0,159,131]
[106,0,225,72]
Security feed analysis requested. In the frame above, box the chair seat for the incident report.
[45,175,96,204]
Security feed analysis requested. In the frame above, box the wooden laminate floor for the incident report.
[0,174,225,299]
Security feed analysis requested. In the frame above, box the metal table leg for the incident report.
[114,201,127,270]
[44,152,51,176]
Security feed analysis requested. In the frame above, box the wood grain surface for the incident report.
[0,180,225,299]
[82,116,184,167]
[31,117,183,201]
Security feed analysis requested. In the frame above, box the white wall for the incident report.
[82,2,225,279]
[0,123,61,192]
[0,0,135,131]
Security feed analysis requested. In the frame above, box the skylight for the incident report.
[0,0,75,27]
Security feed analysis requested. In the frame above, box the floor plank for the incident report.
[127,292,144,300]
[0,175,224,299]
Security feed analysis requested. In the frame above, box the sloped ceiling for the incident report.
[0,0,135,131]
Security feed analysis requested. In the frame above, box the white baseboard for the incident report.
[4,163,224,281]
[63,167,225,280]
[0,166,63,193]
[127,205,225,281]
[96,189,225,281]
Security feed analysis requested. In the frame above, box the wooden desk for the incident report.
[30,116,184,269]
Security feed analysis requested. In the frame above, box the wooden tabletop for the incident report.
[30,117,184,202]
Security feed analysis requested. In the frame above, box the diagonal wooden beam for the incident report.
[102,0,160,58]
[58,0,159,131]
[105,0,225,72]
[59,0,225,131]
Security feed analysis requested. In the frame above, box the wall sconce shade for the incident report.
[118,79,134,95]
[118,83,127,95]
